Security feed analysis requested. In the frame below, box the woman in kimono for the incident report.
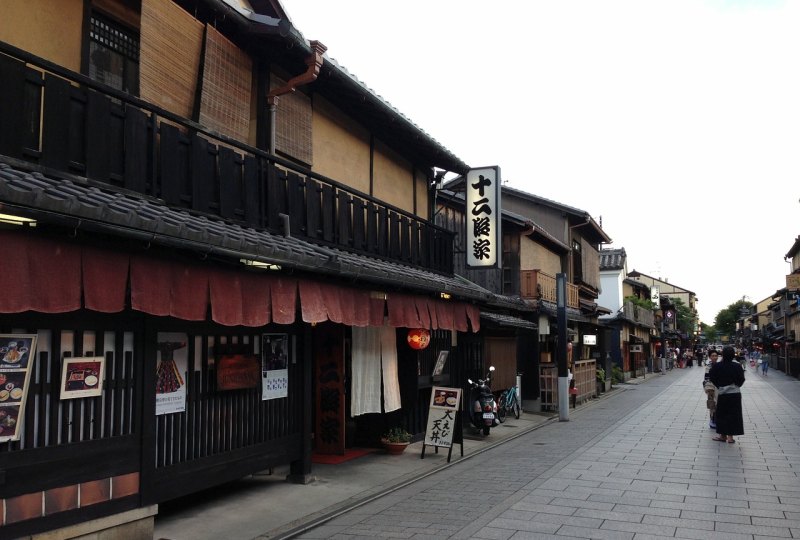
[708,346,745,443]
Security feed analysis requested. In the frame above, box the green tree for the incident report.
[714,299,753,339]
[672,297,696,336]
[702,323,716,343]
[624,295,656,310]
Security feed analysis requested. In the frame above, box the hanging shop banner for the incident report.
[424,386,461,448]
[466,166,501,269]
[60,356,105,400]
[155,333,188,415]
[261,334,288,400]
[0,334,38,443]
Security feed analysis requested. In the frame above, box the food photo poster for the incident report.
[0,334,38,442]
[261,334,288,401]
[155,333,188,415]
[60,356,105,400]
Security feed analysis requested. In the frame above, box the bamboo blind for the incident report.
[139,0,203,119]
[199,25,252,142]
[581,237,599,289]
[271,74,313,165]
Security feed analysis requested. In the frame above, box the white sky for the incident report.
[284,0,800,325]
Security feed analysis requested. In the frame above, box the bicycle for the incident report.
[496,385,521,422]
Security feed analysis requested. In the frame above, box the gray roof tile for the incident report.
[0,161,497,303]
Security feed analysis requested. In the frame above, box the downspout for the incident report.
[267,40,327,155]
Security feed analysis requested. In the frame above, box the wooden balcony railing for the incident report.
[621,301,655,327]
[520,270,579,309]
[0,41,454,274]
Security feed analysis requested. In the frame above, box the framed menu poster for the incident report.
[60,356,105,400]
[0,334,38,443]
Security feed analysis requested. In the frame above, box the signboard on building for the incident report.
[466,166,501,269]
[650,287,660,304]
[630,344,643,353]
[786,274,800,291]
[583,334,597,345]
[0,334,37,443]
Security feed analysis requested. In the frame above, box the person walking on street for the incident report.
[708,346,745,443]
[761,353,769,375]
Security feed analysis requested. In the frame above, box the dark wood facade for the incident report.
[0,309,309,537]
[0,41,455,276]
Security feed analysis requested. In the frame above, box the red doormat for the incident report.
[312,448,376,465]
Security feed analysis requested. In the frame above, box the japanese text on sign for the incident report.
[424,386,461,448]
[466,167,501,268]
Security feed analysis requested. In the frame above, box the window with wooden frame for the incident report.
[88,11,140,95]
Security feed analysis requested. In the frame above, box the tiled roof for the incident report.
[0,161,494,302]
[599,248,626,270]
[480,312,537,330]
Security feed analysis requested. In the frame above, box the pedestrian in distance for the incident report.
[708,346,745,443]
[761,353,769,375]
[703,349,719,429]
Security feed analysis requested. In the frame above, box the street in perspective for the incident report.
[154,363,800,540]
[3,2,800,540]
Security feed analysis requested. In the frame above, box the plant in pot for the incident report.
[596,367,606,395]
[381,427,412,455]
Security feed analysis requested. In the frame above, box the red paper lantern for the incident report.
[407,328,431,350]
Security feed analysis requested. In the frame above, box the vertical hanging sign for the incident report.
[466,166,501,269]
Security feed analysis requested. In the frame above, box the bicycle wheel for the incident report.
[512,395,521,419]
[497,397,506,422]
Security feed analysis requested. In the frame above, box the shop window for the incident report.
[88,12,140,95]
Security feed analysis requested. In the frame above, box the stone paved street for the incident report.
[292,365,800,539]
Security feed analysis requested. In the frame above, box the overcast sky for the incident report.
[284,0,800,325]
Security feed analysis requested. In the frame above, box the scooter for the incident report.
[467,366,498,436]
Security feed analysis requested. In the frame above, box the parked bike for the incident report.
[467,366,498,436]
[496,384,521,422]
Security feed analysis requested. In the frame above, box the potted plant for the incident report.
[381,427,412,455]
[596,367,606,395]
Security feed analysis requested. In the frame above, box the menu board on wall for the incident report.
[155,333,188,415]
[0,334,38,443]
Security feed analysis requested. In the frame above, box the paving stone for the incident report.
[555,524,634,539]
[287,369,800,540]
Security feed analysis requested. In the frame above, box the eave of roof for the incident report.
[480,311,537,330]
[0,160,491,302]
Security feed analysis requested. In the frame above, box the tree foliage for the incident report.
[624,295,656,311]
[702,322,716,343]
[714,299,754,338]
[672,297,696,335]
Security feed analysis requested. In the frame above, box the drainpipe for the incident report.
[267,40,327,155]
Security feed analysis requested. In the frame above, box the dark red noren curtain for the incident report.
[0,231,81,313]
[82,246,129,313]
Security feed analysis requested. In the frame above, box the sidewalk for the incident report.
[153,373,692,540]
[155,385,630,540]
[287,364,800,540]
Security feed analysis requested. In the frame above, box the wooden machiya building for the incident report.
[436,182,613,412]
[0,0,498,537]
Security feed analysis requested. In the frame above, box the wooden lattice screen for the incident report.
[0,323,139,453]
